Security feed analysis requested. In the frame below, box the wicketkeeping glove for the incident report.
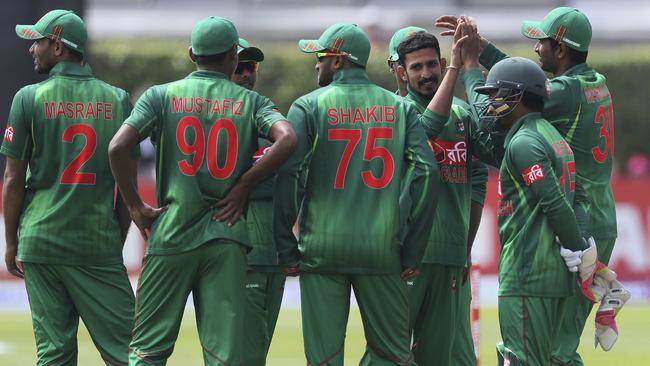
[577,237,603,303]
[592,266,631,351]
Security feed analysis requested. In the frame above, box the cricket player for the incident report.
[231,38,286,366]
[108,17,296,365]
[274,23,440,365]
[387,26,425,96]
[2,9,135,365]
[436,8,622,363]
[394,30,487,365]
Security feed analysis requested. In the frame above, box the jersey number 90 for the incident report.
[176,116,238,179]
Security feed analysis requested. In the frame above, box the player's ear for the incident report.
[396,64,407,82]
[188,46,197,63]
[557,42,569,60]
[441,57,447,69]
[387,60,395,73]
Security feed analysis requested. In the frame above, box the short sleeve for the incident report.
[124,86,162,143]
[253,95,287,138]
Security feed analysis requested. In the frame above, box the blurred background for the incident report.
[1,0,649,364]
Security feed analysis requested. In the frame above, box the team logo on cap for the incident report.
[526,26,544,37]
[331,37,344,52]
[52,25,63,40]
[4,124,14,143]
[302,42,321,51]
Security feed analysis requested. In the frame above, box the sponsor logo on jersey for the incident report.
[429,140,467,166]
[522,164,545,186]
[4,124,14,143]
[497,199,513,217]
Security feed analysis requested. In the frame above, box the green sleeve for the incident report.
[541,78,576,130]
[400,104,440,269]
[124,86,163,143]
[0,87,35,160]
[470,159,488,205]
[573,176,590,237]
[463,68,489,109]
[273,97,312,265]
[479,43,509,70]
[507,134,586,251]
[253,95,287,138]
[418,108,448,139]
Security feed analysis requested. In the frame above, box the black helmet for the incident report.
[473,57,549,134]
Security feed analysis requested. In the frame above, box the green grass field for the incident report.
[1,305,648,365]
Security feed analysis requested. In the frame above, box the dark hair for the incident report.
[520,91,545,112]
[549,38,588,65]
[396,32,441,66]
[192,49,230,66]
[65,47,84,62]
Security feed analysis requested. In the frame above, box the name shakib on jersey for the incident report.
[44,101,113,120]
[171,97,243,116]
[327,106,396,125]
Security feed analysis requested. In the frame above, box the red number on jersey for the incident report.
[328,129,362,189]
[176,116,238,179]
[60,124,97,185]
[328,127,395,189]
[592,103,615,163]
[362,127,395,189]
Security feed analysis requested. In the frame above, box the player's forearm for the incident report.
[239,121,296,190]
[109,125,144,211]
[537,184,586,251]
[2,164,26,245]
[479,43,508,70]
[115,159,137,244]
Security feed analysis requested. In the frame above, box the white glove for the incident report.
[559,245,582,272]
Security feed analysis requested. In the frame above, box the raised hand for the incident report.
[435,15,460,37]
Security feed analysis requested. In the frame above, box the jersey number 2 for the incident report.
[176,116,238,179]
[60,124,97,185]
[328,127,395,189]
[592,103,614,163]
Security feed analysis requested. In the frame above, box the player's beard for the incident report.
[417,76,439,99]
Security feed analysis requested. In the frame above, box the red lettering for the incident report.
[44,102,56,119]
[86,102,96,119]
[172,97,183,113]
[75,102,84,119]
[365,106,378,123]
[222,99,231,113]
[57,102,66,117]
[105,103,112,120]
[353,108,364,124]
[384,106,395,123]
[339,108,351,124]
[327,108,339,125]
[211,99,221,114]
[233,101,243,116]
[65,102,74,119]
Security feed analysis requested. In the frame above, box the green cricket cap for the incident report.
[521,7,592,52]
[237,38,264,62]
[191,16,241,56]
[298,23,371,67]
[388,26,426,61]
[16,9,87,53]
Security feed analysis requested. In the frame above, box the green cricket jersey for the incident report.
[275,68,439,274]
[480,44,616,240]
[495,113,587,297]
[0,62,132,265]
[246,138,280,267]
[404,88,488,266]
[124,70,285,255]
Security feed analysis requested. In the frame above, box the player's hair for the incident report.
[549,39,588,65]
[192,50,230,66]
[396,32,441,66]
[65,47,84,63]
[520,91,545,112]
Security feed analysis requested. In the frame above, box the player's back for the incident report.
[547,65,616,239]
[128,71,284,254]
[1,62,131,265]
[295,74,420,273]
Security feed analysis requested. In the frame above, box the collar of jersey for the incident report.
[331,68,370,85]
[504,112,543,146]
[188,70,229,80]
[561,62,590,78]
[49,62,93,77]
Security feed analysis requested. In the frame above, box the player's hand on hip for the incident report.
[4,240,24,278]
[130,203,168,240]
[401,267,420,280]
[211,180,252,226]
